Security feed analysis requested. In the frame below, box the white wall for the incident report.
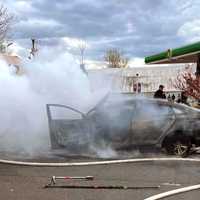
[87,63,196,94]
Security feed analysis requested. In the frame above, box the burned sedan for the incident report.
[46,94,200,157]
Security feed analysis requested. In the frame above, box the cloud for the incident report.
[178,20,200,43]
[129,58,145,67]
[2,0,200,63]
[13,18,63,39]
[62,37,90,50]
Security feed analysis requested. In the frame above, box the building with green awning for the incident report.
[144,41,200,74]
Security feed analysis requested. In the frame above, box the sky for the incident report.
[2,0,200,66]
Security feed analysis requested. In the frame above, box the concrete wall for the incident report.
[87,63,196,95]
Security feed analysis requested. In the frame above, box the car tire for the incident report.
[163,136,191,157]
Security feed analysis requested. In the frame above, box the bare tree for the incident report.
[0,5,13,42]
[77,40,87,74]
[104,48,129,68]
[78,41,86,66]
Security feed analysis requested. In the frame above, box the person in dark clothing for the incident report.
[181,91,188,105]
[172,94,175,102]
[176,94,181,103]
[154,85,166,99]
[167,94,171,101]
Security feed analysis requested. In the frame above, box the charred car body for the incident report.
[46,94,200,157]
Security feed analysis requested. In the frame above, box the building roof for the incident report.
[145,41,200,64]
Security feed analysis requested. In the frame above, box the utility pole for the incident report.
[29,38,38,59]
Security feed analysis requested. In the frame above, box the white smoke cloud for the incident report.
[0,47,93,156]
[0,48,172,159]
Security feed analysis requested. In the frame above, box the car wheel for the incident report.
[164,136,191,157]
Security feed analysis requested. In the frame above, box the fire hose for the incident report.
[0,157,199,167]
[44,185,160,190]
[144,184,200,200]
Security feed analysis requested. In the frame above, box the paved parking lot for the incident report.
[1,154,200,200]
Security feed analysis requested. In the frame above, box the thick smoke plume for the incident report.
[0,48,176,159]
[0,47,100,156]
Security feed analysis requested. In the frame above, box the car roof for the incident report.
[94,93,200,113]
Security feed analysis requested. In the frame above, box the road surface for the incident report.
[0,153,200,200]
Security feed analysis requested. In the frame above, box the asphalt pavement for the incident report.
[0,151,200,200]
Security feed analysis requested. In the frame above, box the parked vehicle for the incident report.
[46,94,200,157]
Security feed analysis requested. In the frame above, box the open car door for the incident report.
[46,104,91,149]
[46,94,110,150]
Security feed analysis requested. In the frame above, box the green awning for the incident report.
[145,41,200,64]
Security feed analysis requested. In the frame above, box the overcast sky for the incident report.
[3,0,200,64]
